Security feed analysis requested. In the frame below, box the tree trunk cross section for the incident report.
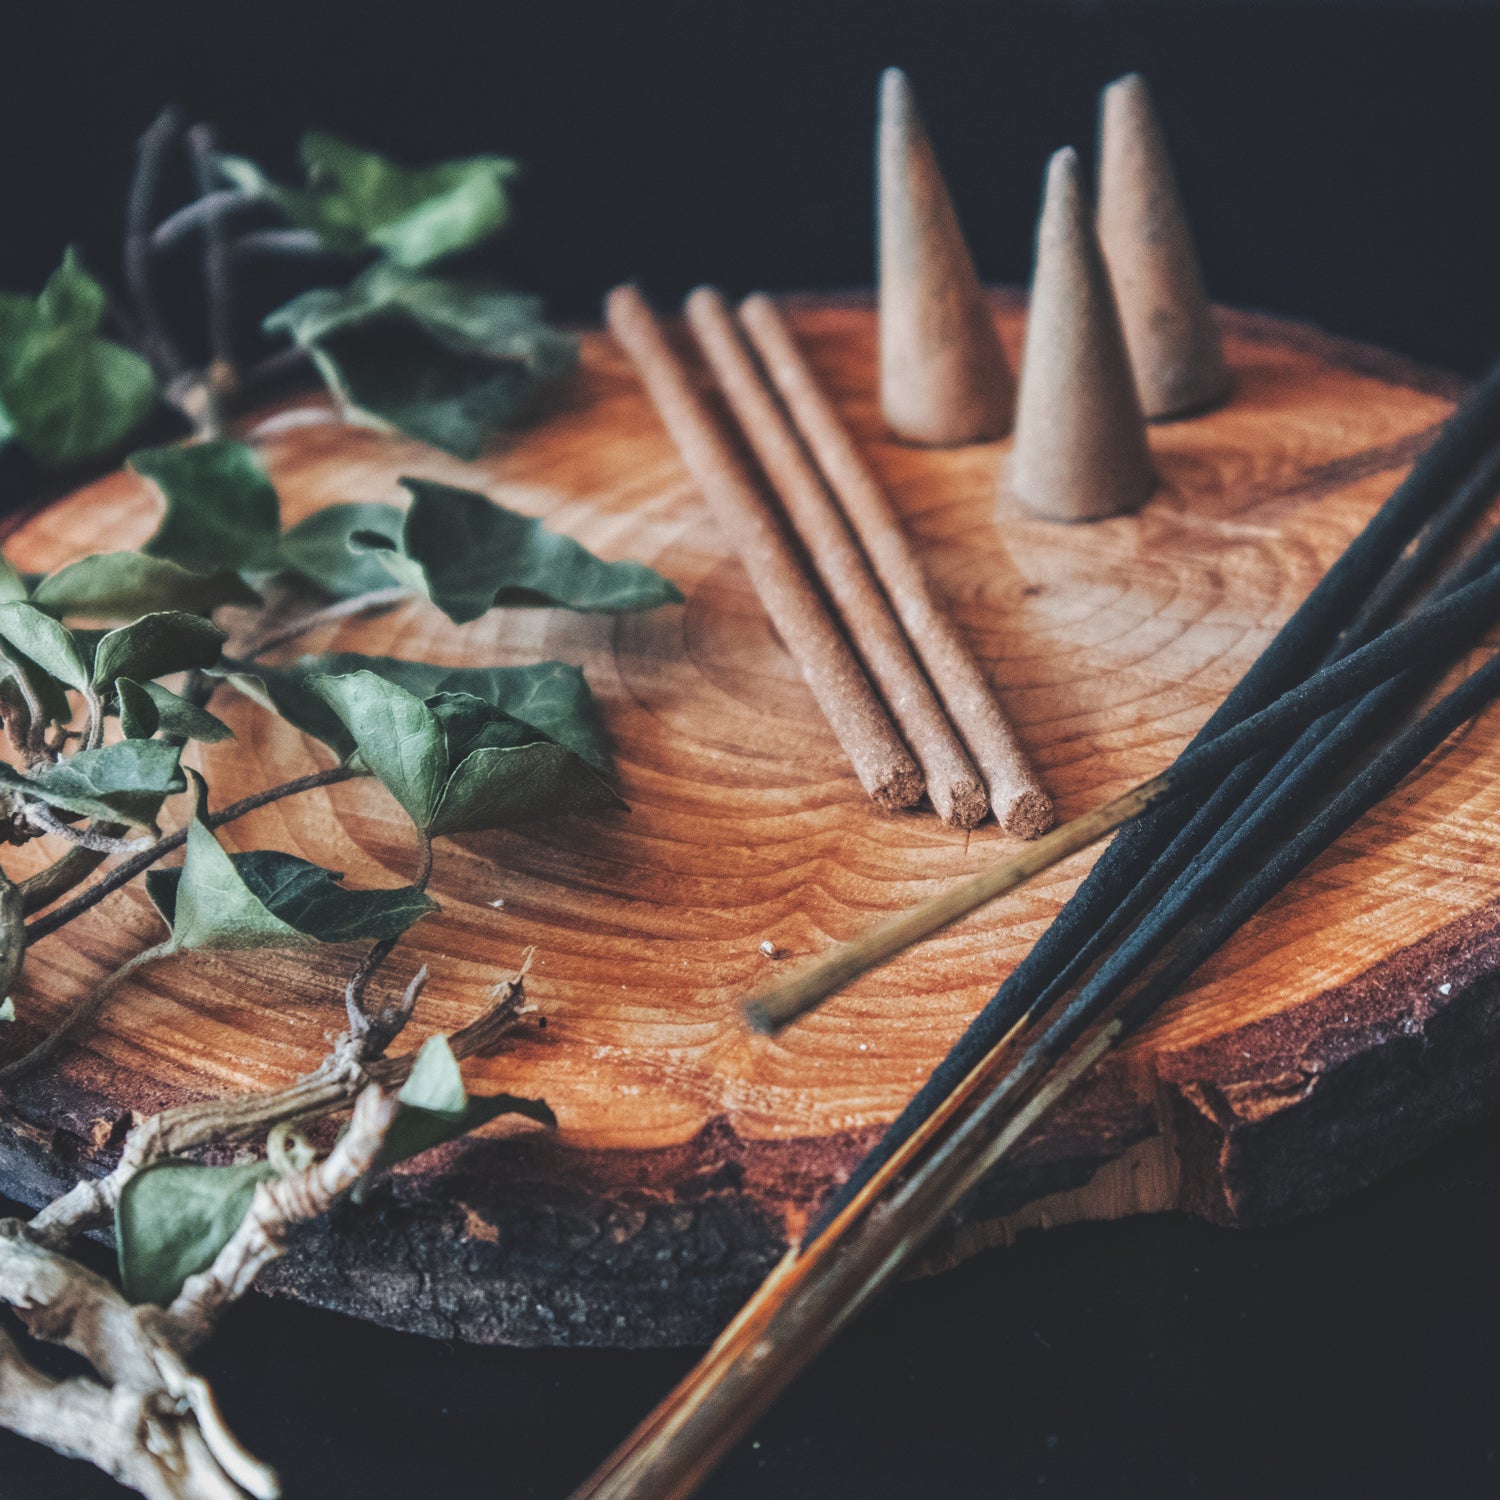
[0,297,1487,1348]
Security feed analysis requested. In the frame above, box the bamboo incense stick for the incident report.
[736,292,1054,837]
[605,284,923,811]
[744,552,1500,1032]
[572,648,1500,1500]
[683,287,989,827]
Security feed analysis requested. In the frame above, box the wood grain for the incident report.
[0,294,1490,1348]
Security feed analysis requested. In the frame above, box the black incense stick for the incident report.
[795,366,1500,1240]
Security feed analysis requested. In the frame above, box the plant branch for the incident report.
[187,123,235,437]
[150,190,261,252]
[21,804,150,856]
[0,943,168,1088]
[344,829,434,1045]
[124,106,188,381]
[30,964,529,1246]
[25,765,362,942]
[241,586,411,661]
[17,829,123,915]
[230,229,331,258]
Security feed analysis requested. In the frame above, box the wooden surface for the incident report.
[0,294,1493,1349]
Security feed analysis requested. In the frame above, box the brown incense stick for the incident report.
[737,293,1054,837]
[683,286,988,828]
[606,284,923,810]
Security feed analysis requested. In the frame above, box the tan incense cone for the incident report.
[1007,147,1155,523]
[878,67,1014,446]
[1096,73,1230,420]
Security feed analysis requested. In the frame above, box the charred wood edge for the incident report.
[0,306,1476,1350]
[10,890,1499,1350]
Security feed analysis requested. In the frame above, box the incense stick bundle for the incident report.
[736,293,1054,837]
[683,287,989,828]
[798,354,1500,1226]
[605,284,923,811]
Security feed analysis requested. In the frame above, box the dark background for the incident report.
[5,1,1500,1495]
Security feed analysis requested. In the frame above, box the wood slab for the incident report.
[0,295,1491,1349]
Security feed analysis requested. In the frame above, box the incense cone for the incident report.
[1097,73,1230,420]
[878,67,1015,446]
[1007,147,1155,523]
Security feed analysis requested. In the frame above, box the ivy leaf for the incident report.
[130,442,282,575]
[90,611,226,688]
[430,738,620,836]
[32,553,259,620]
[116,678,232,743]
[116,1159,272,1306]
[146,817,437,952]
[353,480,681,624]
[0,603,88,691]
[221,135,517,268]
[264,266,577,459]
[0,556,30,604]
[306,671,618,834]
[277,502,407,599]
[370,1034,553,1179]
[232,654,612,774]
[4,739,186,827]
[305,670,446,827]
[0,249,157,467]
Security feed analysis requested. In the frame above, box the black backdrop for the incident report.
[6,2,1500,1496]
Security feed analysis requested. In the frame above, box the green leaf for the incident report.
[277,502,407,599]
[222,134,518,268]
[371,1034,553,1178]
[90,611,226,687]
[116,678,232,743]
[264,265,577,459]
[0,556,30,604]
[116,1158,272,1305]
[147,843,437,947]
[7,738,185,826]
[0,602,88,690]
[32,553,259,620]
[130,442,282,575]
[238,653,612,774]
[0,249,157,467]
[431,737,619,836]
[147,818,302,951]
[354,479,681,624]
[305,671,446,827]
